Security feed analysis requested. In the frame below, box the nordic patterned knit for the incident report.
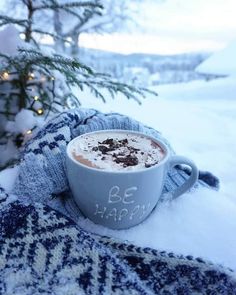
[0,188,236,294]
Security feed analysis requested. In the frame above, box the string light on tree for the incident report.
[1,71,9,80]
[25,129,32,135]
[24,125,37,137]
[28,72,35,80]
[32,100,43,115]
[34,95,39,101]
[37,108,44,115]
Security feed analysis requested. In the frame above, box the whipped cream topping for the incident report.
[70,132,165,171]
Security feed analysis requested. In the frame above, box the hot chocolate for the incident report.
[70,131,165,171]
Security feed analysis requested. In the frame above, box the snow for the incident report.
[0,166,19,192]
[151,77,236,101]
[1,76,236,271]
[6,109,39,134]
[1,109,45,166]
[0,140,18,167]
[0,25,24,56]
[196,39,236,76]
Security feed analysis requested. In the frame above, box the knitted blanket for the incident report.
[1,108,235,294]
[1,189,236,294]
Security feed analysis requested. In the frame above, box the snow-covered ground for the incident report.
[1,75,236,271]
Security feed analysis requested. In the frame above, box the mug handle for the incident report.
[168,155,199,199]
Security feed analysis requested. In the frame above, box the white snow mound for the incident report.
[196,39,236,76]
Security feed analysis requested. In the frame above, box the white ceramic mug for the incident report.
[66,130,198,229]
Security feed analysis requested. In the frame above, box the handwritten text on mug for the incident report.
[94,185,151,222]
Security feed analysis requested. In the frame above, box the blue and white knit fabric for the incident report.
[1,188,236,294]
[1,107,232,295]
[13,108,219,210]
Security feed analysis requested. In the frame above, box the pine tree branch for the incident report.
[0,48,157,113]
[18,48,94,74]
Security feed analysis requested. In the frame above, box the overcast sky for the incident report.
[81,0,236,55]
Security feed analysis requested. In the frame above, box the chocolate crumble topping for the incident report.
[114,154,139,167]
[145,161,159,168]
[92,137,142,168]
[83,134,163,169]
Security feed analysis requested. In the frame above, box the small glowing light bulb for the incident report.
[37,108,44,115]
[2,72,9,79]
[28,72,35,80]
[51,76,55,81]
[34,95,39,101]
[26,129,32,135]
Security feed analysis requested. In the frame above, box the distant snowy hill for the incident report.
[196,40,236,76]
[78,47,222,85]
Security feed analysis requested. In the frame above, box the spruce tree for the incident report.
[0,0,155,169]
